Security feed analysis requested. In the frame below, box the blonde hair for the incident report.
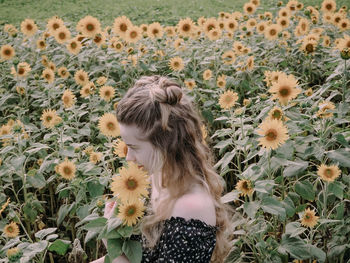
[116,75,233,262]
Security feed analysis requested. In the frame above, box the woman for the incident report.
[92,75,232,263]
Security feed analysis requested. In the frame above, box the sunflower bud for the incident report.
[277,1,282,6]
[7,247,22,262]
[340,48,350,60]
[12,58,19,66]
[101,43,108,50]
[34,74,39,80]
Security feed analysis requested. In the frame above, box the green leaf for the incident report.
[283,160,308,177]
[278,235,309,260]
[57,203,76,226]
[122,240,142,263]
[83,217,107,232]
[48,239,71,255]
[23,202,37,222]
[254,180,275,194]
[326,149,350,168]
[87,181,105,198]
[243,201,260,219]
[295,181,315,201]
[214,138,232,149]
[328,181,344,199]
[261,196,286,219]
[25,143,51,154]
[117,225,133,238]
[282,195,295,218]
[285,222,306,238]
[107,239,123,260]
[35,228,57,240]
[27,170,46,189]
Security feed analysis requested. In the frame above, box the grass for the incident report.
[0,0,349,27]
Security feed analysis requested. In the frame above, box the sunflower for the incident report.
[47,16,64,34]
[113,139,128,157]
[224,18,238,33]
[243,2,256,14]
[207,28,222,41]
[177,18,195,37]
[277,17,290,29]
[247,56,254,70]
[112,40,124,52]
[169,56,184,71]
[6,247,21,260]
[110,162,150,203]
[297,18,310,35]
[233,41,245,55]
[140,24,148,35]
[164,26,176,37]
[316,100,335,118]
[300,208,319,228]
[118,199,145,226]
[184,79,196,90]
[174,38,185,51]
[77,15,101,38]
[247,18,257,29]
[147,22,164,39]
[124,26,142,43]
[286,0,298,11]
[54,26,71,44]
[257,118,289,150]
[332,12,344,26]
[317,164,341,182]
[278,7,291,18]
[80,82,95,98]
[42,68,55,84]
[267,107,284,122]
[4,24,18,36]
[219,90,238,109]
[305,88,313,96]
[322,13,333,24]
[58,158,76,180]
[255,22,266,35]
[217,75,227,89]
[93,32,106,46]
[58,67,70,78]
[67,37,82,55]
[113,16,133,37]
[11,62,31,78]
[203,69,212,80]
[99,86,115,102]
[269,74,300,105]
[301,39,317,54]
[236,179,254,196]
[197,16,206,27]
[3,222,20,238]
[96,76,107,86]
[264,24,282,40]
[98,112,120,137]
[74,69,89,86]
[202,17,219,35]
[36,39,46,50]
[336,34,350,51]
[90,152,103,164]
[321,0,336,13]
[0,45,15,60]
[41,109,60,128]
[62,89,76,109]
[338,18,350,31]
[20,19,38,36]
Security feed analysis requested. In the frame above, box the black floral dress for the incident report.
[137,216,218,263]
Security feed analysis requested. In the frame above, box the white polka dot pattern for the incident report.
[136,216,218,262]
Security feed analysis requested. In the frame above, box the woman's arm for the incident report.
[90,254,130,263]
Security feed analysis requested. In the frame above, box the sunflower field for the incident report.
[1,0,350,262]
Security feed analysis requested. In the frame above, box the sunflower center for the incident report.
[26,24,33,31]
[301,23,306,31]
[126,178,137,190]
[126,205,136,216]
[279,86,290,97]
[8,226,14,232]
[18,68,25,75]
[53,23,60,30]
[79,75,85,81]
[116,43,122,49]
[152,29,159,35]
[63,167,71,174]
[266,129,277,141]
[124,146,128,156]
[182,24,190,32]
[174,62,179,67]
[61,70,66,75]
[325,168,333,178]
[45,74,50,79]
[105,91,110,96]
[207,24,215,31]
[229,23,235,29]
[120,24,127,32]
[107,122,115,130]
[4,49,11,55]
[247,7,252,12]
[335,17,341,23]
[63,96,70,103]
[59,32,66,39]
[270,29,277,36]
[40,41,45,47]
[326,4,332,10]
[305,214,310,220]
[305,43,314,53]
[242,181,249,190]
[272,110,282,119]
[87,24,94,31]
[46,116,52,121]
[281,20,287,26]
[94,36,102,42]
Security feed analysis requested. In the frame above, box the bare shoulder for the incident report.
[171,190,216,226]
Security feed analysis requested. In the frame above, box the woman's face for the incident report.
[119,123,159,173]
